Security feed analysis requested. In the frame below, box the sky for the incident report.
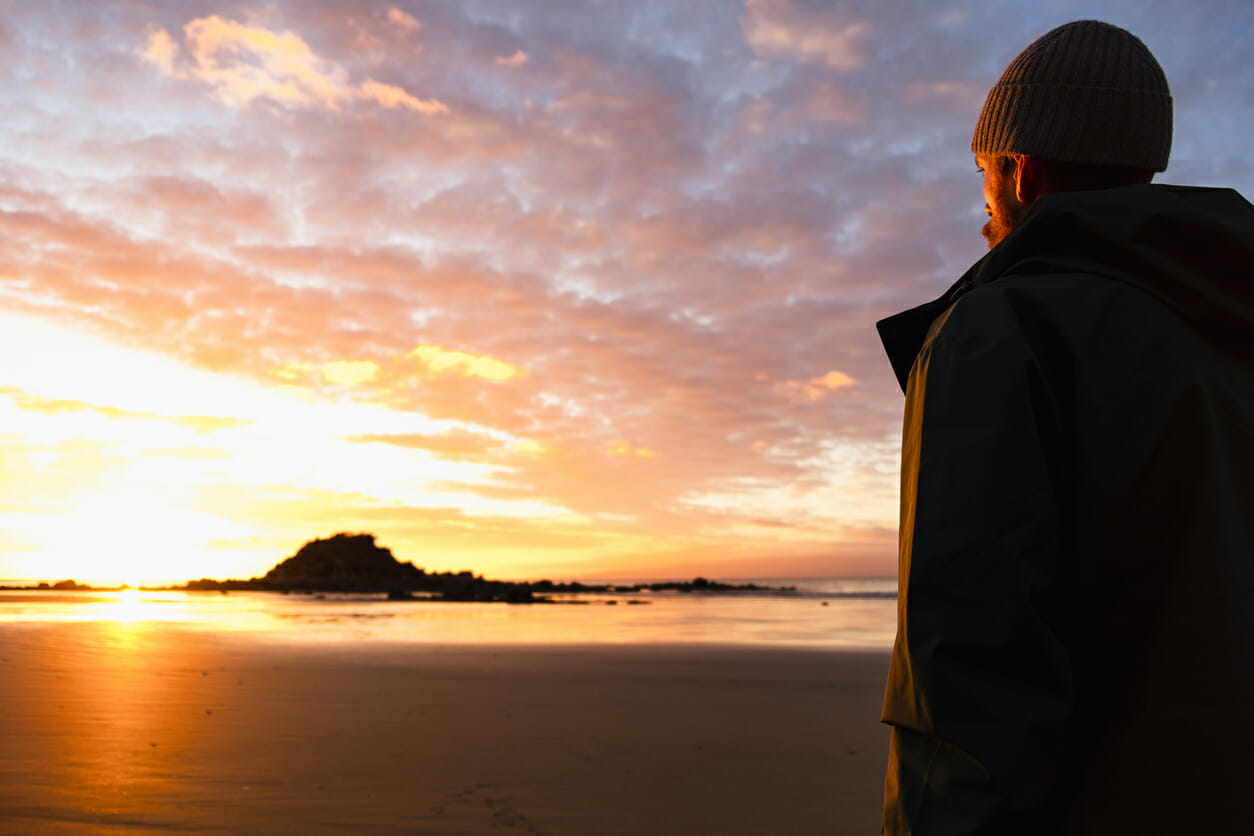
[1,0,1252,585]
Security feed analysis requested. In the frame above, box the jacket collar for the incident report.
[876,273,971,394]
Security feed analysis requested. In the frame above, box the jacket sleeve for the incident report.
[882,287,1075,835]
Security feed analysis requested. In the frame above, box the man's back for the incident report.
[1012,186,1254,831]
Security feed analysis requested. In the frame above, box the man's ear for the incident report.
[1013,154,1040,204]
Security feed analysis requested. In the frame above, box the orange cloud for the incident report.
[607,441,658,458]
[273,360,380,386]
[407,345,523,381]
[189,16,342,108]
[345,430,559,464]
[779,370,856,402]
[267,345,524,411]
[0,387,251,433]
[141,16,448,115]
[358,78,449,114]
[141,27,178,76]
[347,429,500,460]
[174,416,254,434]
[320,360,381,385]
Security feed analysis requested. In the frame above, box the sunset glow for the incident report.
[2,2,1249,585]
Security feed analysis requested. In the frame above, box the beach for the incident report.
[0,620,890,834]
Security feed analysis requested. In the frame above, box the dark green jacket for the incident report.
[878,184,1254,835]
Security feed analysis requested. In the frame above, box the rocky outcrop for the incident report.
[260,533,426,592]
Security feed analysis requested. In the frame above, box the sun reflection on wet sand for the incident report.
[97,587,159,627]
[0,622,215,830]
[0,587,896,648]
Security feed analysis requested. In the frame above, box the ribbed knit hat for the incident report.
[972,20,1172,171]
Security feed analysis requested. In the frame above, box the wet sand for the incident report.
[0,622,889,834]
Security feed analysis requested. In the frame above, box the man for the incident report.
[877,20,1254,834]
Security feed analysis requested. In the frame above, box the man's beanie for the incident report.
[972,20,1172,171]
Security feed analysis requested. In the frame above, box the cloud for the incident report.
[407,345,524,381]
[141,27,177,76]
[176,416,255,434]
[607,441,658,458]
[496,49,528,67]
[271,360,377,387]
[386,7,421,32]
[741,0,873,71]
[267,345,524,410]
[779,370,856,402]
[358,78,450,114]
[347,429,501,460]
[185,16,342,108]
[0,386,251,433]
[141,15,448,115]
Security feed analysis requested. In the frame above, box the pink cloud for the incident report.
[496,49,527,68]
[386,8,421,33]
[741,0,874,71]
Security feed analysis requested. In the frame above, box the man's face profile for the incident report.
[977,154,1029,249]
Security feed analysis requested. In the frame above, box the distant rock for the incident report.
[261,533,427,592]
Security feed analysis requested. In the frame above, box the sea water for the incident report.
[0,578,897,649]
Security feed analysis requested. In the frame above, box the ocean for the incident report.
[0,577,897,649]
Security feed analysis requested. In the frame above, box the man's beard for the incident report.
[981,205,1027,249]
[982,216,1013,249]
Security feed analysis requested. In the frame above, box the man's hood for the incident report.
[878,184,1254,392]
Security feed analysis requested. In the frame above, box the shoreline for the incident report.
[0,622,890,834]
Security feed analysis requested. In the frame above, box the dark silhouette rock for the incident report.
[260,533,427,592]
